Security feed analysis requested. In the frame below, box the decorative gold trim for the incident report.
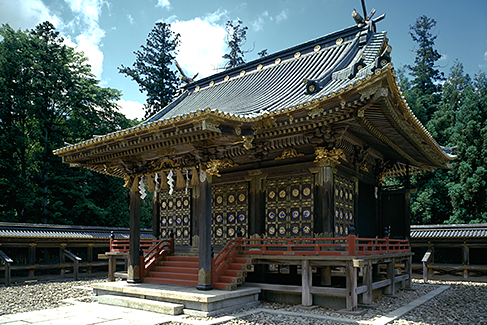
[336,38,343,45]
[240,70,246,76]
[209,81,214,86]
[314,147,347,166]
[256,64,263,70]
[294,52,301,58]
[224,75,230,81]
[275,58,281,65]
[275,148,304,160]
[242,135,254,150]
[205,158,238,177]
[314,45,321,52]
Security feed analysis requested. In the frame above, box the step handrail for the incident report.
[61,248,82,280]
[140,238,174,281]
[0,250,13,286]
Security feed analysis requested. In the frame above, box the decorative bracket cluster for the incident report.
[205,158,238,177]
[314,147,347,166]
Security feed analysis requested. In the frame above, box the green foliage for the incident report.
[404,16,444,125]
[0,22,132,226]
[446,73,487,223]
[119,22,180,119]
[222,20,250,69]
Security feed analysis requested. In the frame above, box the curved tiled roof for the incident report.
[147,26,385,122]
[410,224,487,240]
[0,222,153,240]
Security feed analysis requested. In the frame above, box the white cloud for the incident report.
[126,14,134,25]
[117,99,145,120]
[168,10,227,78]
[64,0,106,79]
[156,0,171,9]
[0,0,60,30]
[480,50,487,69]
[252,11,269,31]
[275,9,288,23]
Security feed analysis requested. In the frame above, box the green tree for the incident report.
[446,72,487,223]
[405,16,444,125]
[410,62,471,225]
[119,22,180,119]
[0,22,132,226]
[222,20,251,69]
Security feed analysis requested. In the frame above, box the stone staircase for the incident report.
[143,255,251,290]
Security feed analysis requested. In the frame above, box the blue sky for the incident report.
[1,0,486,119]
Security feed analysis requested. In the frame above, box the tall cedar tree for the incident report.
[409,62,470,225]
[222,20,249,69]
[0,22,133,226]
[119,22,180,119]
[405,16,444,125]
[447,72,487,223]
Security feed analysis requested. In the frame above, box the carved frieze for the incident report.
[205,158,238,177]
[314,147,347,166]
[274,148,304,160]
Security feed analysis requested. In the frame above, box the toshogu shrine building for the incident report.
[54,5,455,311]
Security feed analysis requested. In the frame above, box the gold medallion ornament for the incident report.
[303,187,311,196]
[239,193,246,202]
[292,189,299,197]
[268,190,276,199]
[216,196,223,204]
[228,194,235,204]
[279,190,286,198]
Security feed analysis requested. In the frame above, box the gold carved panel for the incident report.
[212,182,249,245]
[265,175,313,237]
[333,174,355,237]
[160,189,191,245]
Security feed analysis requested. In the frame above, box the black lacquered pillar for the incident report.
[197,170,213,290]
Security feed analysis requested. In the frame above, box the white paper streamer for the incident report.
[167,170,174,195]
[153,173,159,199]
[139,177,147,200]
[185,169,189,194]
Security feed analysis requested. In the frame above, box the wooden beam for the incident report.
[197,171,213,290]
[127,189,141,283]
[302,259,312,306]
[362,262,373,304]
[346,260,358,311]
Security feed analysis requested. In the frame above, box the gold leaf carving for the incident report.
[242,135,254,150]
[205,158,238,177]
[157,147,176,157]
[275,148,304,160]
[314,147,347,166]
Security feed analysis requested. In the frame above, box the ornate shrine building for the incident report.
[54,7,454,311]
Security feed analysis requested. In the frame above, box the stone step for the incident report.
[97,295,184,315]
[155,266,199,274]
[145,277,198,287]
[149,271,198,281]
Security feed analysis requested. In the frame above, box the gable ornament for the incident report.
[314,147,347,166]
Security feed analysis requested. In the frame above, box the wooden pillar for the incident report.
[405,255,412,289]
[87,244,93,274]
[29,243,36,278]
[197,170,213,290]
[310,165,333,236]
[362,261,373,304]
[245,171,266,237]
[462,243,470,279]
[127,189,141,283]
[152,190,161,239]
[385,257,396,295]
[346,260,358,311]
[301,259,312,306]
[320,266,332,286]
[191,184,200,247]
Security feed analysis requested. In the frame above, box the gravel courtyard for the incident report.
[0,277,485,324]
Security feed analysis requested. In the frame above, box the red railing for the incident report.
[109,238,174,281]
[212,235,410,284]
